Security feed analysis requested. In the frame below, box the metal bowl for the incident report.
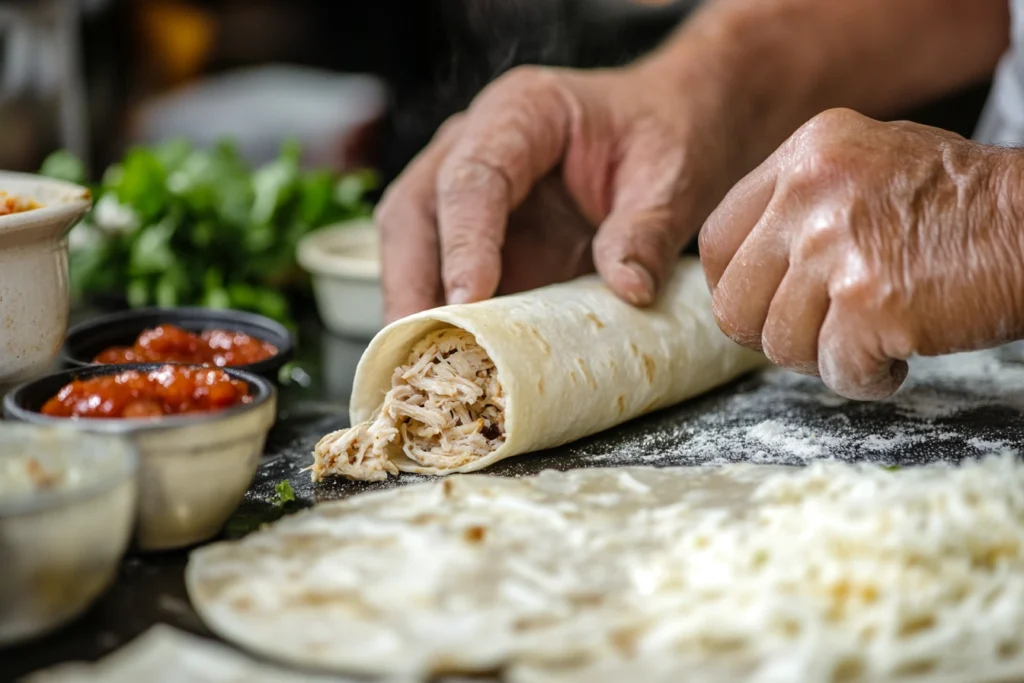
[0,423,138,645]
[3,363,277,551]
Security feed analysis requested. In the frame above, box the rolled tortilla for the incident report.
[314,257,767,480]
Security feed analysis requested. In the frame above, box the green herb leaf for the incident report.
[274,480,296,507]
[40,150,87,185]
[49,138,377,328]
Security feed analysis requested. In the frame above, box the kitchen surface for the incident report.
[4,1,1024,681]
[4,315,1024,679]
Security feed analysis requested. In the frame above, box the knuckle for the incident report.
[493,64,561,94]
[787,109,864,188]
[437,157,510,202]
[373,191,400,232]
[799,107,863,139]
[374,187,422,238]
[790,207,850,263]
[434,113,466,140]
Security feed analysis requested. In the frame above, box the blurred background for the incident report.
[1,0,990,184]
[0,0,994,339]
[0,0,715,185]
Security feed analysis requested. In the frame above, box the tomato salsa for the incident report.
[94,324,278,367]
[41,365,252,419]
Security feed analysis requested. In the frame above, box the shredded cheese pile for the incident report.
[312,328,506,481]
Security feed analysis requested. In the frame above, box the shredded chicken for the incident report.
[312,328,506,481]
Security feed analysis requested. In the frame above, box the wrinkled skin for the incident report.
[374,63,740,322]
[700,108,1024,400]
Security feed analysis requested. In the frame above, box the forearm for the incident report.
[637,0,1009,175]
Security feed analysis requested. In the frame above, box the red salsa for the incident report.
[94,324,278,367]
[41,365,252,419]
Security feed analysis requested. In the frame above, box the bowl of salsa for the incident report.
[4,363,277,551]
[62,307,294,382]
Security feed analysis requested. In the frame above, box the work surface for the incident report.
[5,328,1024,680]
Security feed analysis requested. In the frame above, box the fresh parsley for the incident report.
[41,140,377,326]
[274,480,296,507]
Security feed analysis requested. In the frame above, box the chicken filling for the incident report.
[312,328,506,481]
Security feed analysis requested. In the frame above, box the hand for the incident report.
[374,62,741,322]
[700,108,1024,400]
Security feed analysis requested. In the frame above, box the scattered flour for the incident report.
[557,350,1024,472]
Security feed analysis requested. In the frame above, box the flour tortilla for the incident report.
[23,624,374,683]
[345,257,766,475]
[187,455,1024,682]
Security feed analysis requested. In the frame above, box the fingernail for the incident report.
[447,287,472,305]
[622,261,656,306]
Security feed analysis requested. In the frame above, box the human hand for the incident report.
[374,62,743,322]
[700,108,1024,400]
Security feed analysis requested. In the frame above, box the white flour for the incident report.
[554,350,1024,471]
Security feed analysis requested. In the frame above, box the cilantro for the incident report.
[274,480,296,507]
[41,141,377,326]
[882,464,901,472]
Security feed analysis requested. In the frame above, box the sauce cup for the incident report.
[0,424,137,645]
[3,363,277,551]
[61,307,295,384]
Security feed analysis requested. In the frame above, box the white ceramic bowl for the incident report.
[0,424,138,645]
[0,171,91,390]
[4,364,278,552]
[297,220,383,340]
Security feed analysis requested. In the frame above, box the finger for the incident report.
[699,156,779,291]
[710,205,790,351]
[761,266,831,375]
[817,302,909,401]
[436,67,572,305]
[592,130,698,306]
[376,115,464,322]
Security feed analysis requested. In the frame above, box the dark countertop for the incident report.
[4,321,1024,681]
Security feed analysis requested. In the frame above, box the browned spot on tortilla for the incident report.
[628,341,639,357]
[463,525,487,544]
[410,513,438,526]
[442,479,454,498]
[586,313,605,329]
[537,377,545,394]
[576,358,597,389]
[569,371,578,385]
[641,353,656,383]
[527,326,551,355]
[230,595,254,611]
[610,627,641,656]
[616,395,625,414]
[293,591,348,607]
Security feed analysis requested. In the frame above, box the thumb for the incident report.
[590,139,695,306]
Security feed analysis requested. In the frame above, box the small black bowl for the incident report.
[62,307,294,383]
[4,362,275,424]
